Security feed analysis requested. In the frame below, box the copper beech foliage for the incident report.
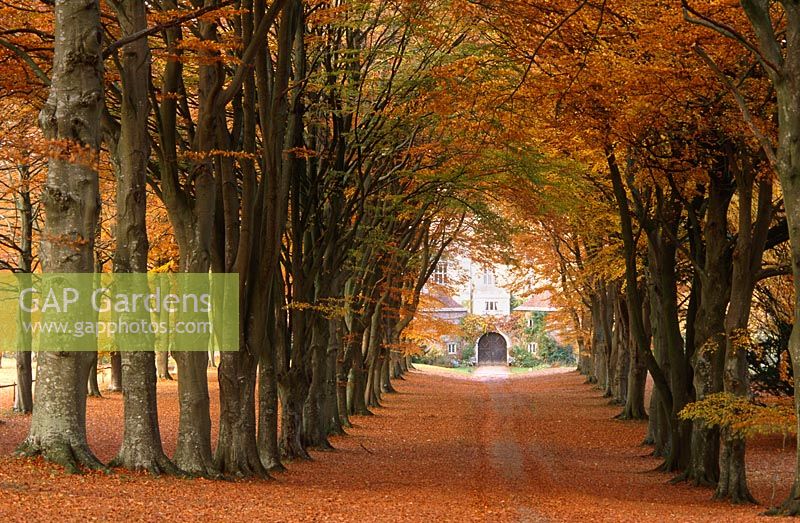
[1,0,800,517]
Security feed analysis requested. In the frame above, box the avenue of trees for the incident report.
[452,0,800,515]
[0,0,486,478]
[4,0,800,517]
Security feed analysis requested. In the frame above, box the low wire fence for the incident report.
[1,366,111,410]
[0,380,34,411]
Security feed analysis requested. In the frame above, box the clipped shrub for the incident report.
[509,346,540,368]
[460,345,476,365]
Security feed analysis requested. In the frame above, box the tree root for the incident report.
[309,439,335,452]
[615,410,649,421]
[714,484,758,505]
[214,455,271,480]
[173,449,220,479]
[109,450,185,477]
[766,496,800,516]
[262,456,287,473]
[17,439,109,475]
[280,445,312,462]
[669,470,716,488]
[327,423,347,436]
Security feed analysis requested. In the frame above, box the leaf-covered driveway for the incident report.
[0,367,795,521]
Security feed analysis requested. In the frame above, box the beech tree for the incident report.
[16,0,105,472]
[679,0,800,514]
[105,0,178,475]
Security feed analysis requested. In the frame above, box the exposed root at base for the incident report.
[17,439,109,475]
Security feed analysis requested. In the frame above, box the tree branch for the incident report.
[218,0,289,109]
[758,264,792,280]
[694,44,777,167]
[681,0,780,73]
[0,38,49,85]
[102,0,236,58]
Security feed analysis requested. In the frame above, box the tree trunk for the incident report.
[13,175,33,414]
[156,351,172,380]
[619,291,647,419]
[14,273,33,413]
[13,350,32,414]
[611,291,628,406]
[337,325,358,427]
[111,350,180,474]
[17,0,105,473]
[302,318,333,450]
[173,351,215,476]
[684,167,734,486]
[105,0,179,475]
[772,117,800,512]
[215,350,265,477]
[257,311,284,472]
[363,303,384,409]
[108,352,122,392]
[607,150,673,430]
[347,326,371,416]
[325,318,346,435]
[649,228,691,472]
[645,269,671,457]
[381,345,396,394]
[155,277,173,380]
[716,160,770,504]
[590,291,609,389]
[87,353,101,397]
[278,370,311,460]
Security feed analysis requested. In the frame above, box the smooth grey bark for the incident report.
[257,333,284,471]
[645,251,671,457]
[13,167,33,414]
[17,0,105,472]
[257,276,286,472]
[364,299,385,408]
[251,0,295,473]
[645,197,692,472]
[153,0,218,477]
[87,353,101,397]
[155,274,172,380]
[380,341,396,394]
[13,351,32,414]
[108,352,122,392]
[156,351,172,380]
[106,0,179,476]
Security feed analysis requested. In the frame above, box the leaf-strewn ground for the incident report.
[0,366,796,521]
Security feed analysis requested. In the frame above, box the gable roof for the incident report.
[425,291,468,312]
[514,291,557,312]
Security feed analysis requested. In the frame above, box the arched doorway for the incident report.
[477,332,507,365]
